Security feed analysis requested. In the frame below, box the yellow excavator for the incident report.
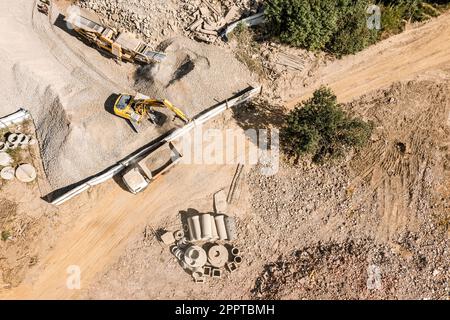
[113,93,190,132]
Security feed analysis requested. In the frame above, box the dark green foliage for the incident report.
[265,0,340,51]
[265,0,377,54]
[282,87,373,163]
[265,0,446,56]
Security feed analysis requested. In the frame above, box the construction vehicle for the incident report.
[65,6,166,63]
[113,93,190,132]
[122,142,182,194]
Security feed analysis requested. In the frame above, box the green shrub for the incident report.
[265,0,340,51]
[265,0,446,56]
[282,87,373,163]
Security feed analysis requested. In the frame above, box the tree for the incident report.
[282,87,373,163]
[265,0,340,51]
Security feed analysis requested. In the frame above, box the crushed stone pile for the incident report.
[134,37,255,117]
[79,0,262,46]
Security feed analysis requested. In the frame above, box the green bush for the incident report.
[265,0,340,51]
[265,0,446,56]
[282,87,373,163]
[265,0,377,54]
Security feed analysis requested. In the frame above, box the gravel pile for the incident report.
[134,37,256,117]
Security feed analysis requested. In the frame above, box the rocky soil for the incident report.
[84,80,449,300]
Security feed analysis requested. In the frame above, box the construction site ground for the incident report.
[0,0,449,299]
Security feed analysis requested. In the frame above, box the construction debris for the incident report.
[184,2,244,43]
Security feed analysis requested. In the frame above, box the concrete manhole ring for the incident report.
[18,134,30,145]
[184,245,207,268]
[7,133,18,144]
[0,152,13,167]
[0,142,8,152]
[15,163,37,182]
[207,244,229,268]
[1,166,15,180]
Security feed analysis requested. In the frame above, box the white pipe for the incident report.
[210,215,219,240]
[187,216,198,241]
[191,215,202,242]
[214,215,227,240]
[200,213,212,240]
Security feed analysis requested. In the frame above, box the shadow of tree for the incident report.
[232,98,287,131]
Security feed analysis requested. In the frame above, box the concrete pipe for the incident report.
[177,237,189,249]
[173,230,184,241]
[6,141,18,150]
[214,214,228,240]
[0,167,15,180]
[0,142,8,152]
[231,247,240,256]
[16,133,27,145]
[234,256,243,265]
[28,138,37,145]
[171,246,184,260]
[7,133,18,144]
[207,245,229,268]
[200,213,212,240]
[0,152,12,167]
[15,164,37,183]
[210,215,219,240]
[191,215,202,242]
[187,216,199,241]
[184,245,207,268]
[224,216,237,241]
[18,134,30,145]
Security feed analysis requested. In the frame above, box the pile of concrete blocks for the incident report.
[0,132,37,183]
[186,1,240,43]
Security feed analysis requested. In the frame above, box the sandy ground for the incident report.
[0,2,449,300]
[283,12,450,106]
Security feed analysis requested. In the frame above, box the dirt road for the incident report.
[286,12,450,107]
[3,161,240,299]
[2,6,450,300]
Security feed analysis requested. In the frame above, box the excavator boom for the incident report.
[113,93,190,132]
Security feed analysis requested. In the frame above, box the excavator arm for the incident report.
[133,99,190,124]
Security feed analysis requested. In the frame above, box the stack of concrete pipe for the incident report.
[187,213,236,242]
[0,132,38,182]
[0,132,36,152]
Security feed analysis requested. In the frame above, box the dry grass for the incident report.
[229,23,266,80]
